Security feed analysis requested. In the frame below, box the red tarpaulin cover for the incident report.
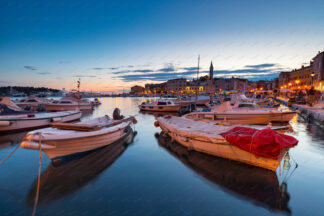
[220,127,298,159]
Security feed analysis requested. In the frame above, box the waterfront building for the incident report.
[311,51,324,91]
[289,65,312,89]
[166,78,186,94]
[130,85,145,96]
[278,72,290,88]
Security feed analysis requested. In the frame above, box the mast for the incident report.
[196,55,200,102]
[77,78,81,110]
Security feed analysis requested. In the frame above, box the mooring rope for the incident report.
[0,143,20,166]
[32,132,43,216]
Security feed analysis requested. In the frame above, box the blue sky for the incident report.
[0,0,323,91]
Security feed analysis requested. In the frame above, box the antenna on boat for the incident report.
[77,78,81,96]
[77,78,81,110]
[196,55,200,103]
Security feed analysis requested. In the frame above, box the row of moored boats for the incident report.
[0,94,299,172]
[143,95,298,171]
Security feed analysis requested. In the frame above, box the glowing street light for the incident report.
[311,71,315,87]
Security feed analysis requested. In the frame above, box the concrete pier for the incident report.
[274,97,324,128]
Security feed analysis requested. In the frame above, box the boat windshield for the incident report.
[26,99,37,102]
[60,101,72,104]
[237,104,255,109]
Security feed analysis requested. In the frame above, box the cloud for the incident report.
[158,64,175,72]
[37,72,51,75]
[111,62,286,82]
[93,67,109,70]
[245,63,276,69]
[182,66,198,72]
[116,70,204,82]
[74,75,97,78]
[133,69,154,73]
[112,69,154,74]
[24,66,37,70]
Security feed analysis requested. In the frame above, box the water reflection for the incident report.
[155,132,291,214]
[0,131,27,150]
[26,129,137,206]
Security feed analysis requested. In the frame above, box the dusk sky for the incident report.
[1,0,324,92]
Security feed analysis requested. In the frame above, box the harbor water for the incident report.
[0,97,324,216]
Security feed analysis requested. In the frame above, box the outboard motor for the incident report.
[113,108,124,120]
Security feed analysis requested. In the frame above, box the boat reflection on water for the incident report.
[26,129,137,206]
[155,132,292,214]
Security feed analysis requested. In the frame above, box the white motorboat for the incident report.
[0,111,82,133]
[155,116,298,171]
[21,115,137,160]
[0,97,82,133]
[139,99,180,112]
[184,101,296,125]
[91,98,101,106]
[15,96,49,110]
[44,97,93,111]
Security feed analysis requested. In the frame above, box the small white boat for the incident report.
[184,101,296,125]
[91,98,101,106]
[0,111,82,133]
[155,116,297,171]
[0,97,82,133]
[21,115,137,160]
[26,128,136,206]
[139,99,180,112]
[15,96,49,110]
[44,97,93,111]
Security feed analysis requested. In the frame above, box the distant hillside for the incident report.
[0,86,60,95]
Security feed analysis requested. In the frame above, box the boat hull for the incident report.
[138,105,180,112]
[185,112,296,125]
[22,124,131,160]
[158,119,286,171]
[0,111,82,133]
[177,99,210,106]
[44,104,92,111]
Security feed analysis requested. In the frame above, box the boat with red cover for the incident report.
[155,116,298,171]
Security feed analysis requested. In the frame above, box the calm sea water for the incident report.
[0,97,324,216]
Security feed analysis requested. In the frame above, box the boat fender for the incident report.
[51,117,62,122]
[154,121,159,127]
[20,141,56,150]
[0,121,11,127]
